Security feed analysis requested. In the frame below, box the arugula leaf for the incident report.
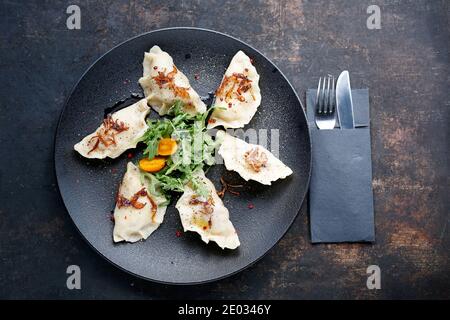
[139,171,171,206]
[190,175,209,198]
[138,100,220,197]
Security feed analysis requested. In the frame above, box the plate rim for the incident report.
[54,26,312,285]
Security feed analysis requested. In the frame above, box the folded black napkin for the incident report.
[307,89,375,243]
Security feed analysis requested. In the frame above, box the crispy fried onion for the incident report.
[116,187,158,222]
[189,195,215,215]
[87,115,129,154]
[217,177,243,198]
[244,147,268,172]
[215,72,255,103]
[152,66,190,99]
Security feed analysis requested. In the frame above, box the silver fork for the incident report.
[314,75,336,130]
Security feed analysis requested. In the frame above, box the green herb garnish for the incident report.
[138,101,221,197]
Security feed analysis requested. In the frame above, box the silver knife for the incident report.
[336,71,355,129]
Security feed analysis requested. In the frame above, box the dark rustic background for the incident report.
[0,0,448,299]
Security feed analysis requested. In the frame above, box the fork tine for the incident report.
[331,76,335,113]
[316,77,322,113]
[326,76,331,113]
[320,76,326,113]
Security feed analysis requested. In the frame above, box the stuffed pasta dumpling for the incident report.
[207,51,261,129]
[139,45,206,116]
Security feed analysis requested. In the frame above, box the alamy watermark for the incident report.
[366,265,381,290]
[66,265,81,290]
[66,5,81,30]
[367,5,381,30]
[172,128,281,166]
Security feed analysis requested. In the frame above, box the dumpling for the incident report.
[175,169,240,250]
[113,162,168,243]
[74,99,150,159]
[207,51,261,129]
[217,131,293,185]
[138,45,206,116]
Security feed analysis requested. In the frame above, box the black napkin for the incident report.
[307,89,375,243]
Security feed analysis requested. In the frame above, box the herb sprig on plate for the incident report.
[138,101,222,198]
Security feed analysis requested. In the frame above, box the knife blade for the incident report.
[336,71,355,129]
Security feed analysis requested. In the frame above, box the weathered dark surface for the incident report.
[0,0,448,299]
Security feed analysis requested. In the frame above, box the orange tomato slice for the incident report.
[139,157,166,173]
[157,138,178,156]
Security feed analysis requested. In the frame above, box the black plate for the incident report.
[55,28,311,284]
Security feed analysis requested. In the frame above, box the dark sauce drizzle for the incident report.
[103,93,143,118]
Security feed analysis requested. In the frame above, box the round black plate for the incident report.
[55,28,311,284]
